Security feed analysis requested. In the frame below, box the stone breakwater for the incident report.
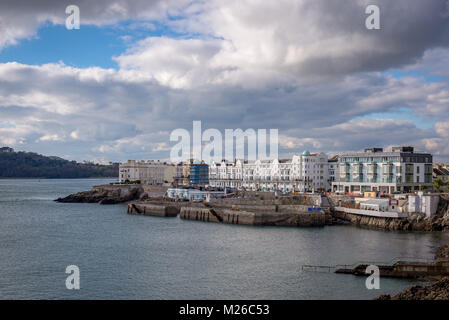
[179,207,330,227]
[127,203,180,217]
[55,185,449,231]
[125,195,333,227]
[177,195,333,227]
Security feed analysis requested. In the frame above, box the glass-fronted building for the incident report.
[189,162,209,186]
[332,147,433,194]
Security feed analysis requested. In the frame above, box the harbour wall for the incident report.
[179,207,329,227]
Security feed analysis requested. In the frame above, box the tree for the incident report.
[419,185,426,191]
[433,179,444,191]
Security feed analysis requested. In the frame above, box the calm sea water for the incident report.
[0,179,447,300]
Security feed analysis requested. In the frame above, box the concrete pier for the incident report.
[179,206,329,227]
[127,203,180,217]
[336,260,449,278]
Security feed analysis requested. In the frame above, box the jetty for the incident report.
[124,193,333,227]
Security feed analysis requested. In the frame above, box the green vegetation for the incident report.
[433,178,444,191]
[0,149,118,178]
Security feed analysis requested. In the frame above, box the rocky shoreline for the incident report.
[54,184,144,204]
[376,245,449,300]
[331,194,449,232]
[332,210,449,231]
[55,184,449,232]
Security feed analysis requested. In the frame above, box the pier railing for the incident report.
[300,257,436,273]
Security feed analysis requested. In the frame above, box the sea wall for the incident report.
[330,194,449,232]
[127,203,179,217]
[337,261,449,278]
[179,207,222,223]
[333,197,449,231]
[179,207,329,227]
[210,195,323,207]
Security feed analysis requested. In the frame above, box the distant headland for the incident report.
[0,147,118,179]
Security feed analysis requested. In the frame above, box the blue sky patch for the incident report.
[355,107,434,130]
[0,20,188,69]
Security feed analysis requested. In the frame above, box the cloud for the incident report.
[0,0,189,49]
[1,60,449,162]
[114,0,449,87]
[1,1,449,162]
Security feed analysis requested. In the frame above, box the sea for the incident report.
[0,179,447,299]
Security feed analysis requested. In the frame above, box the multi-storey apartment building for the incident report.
[209,151,331,192]
[189,161,209,186]
[119,160,166,185]
[209,160,243,189]
[298,151,329,192]
[0,147,14,153]
[332,146,433,194]
[172,159,209,187]
[328,156,339,186]
[242,158,302,191]
[163,163,185,184]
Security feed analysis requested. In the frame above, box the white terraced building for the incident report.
[209,151,331,192]
[208,159,243,189]
[119,160,167,185]
[332,146,433,194]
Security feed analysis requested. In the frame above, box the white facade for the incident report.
[332,147,433,194]
[328,157,339,185]
[119,160,166,185]
[408,192,440,217]
[360,199,390,211]
[209,160,243,189]
[209,151,331,192]
[165,188,225,201]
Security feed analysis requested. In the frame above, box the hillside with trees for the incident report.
[0,147,118,178]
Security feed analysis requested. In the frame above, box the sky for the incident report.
[0,0,449,163]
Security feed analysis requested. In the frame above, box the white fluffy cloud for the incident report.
[1,0,449,162]
[1,60,449,161]
[115,0,449,87]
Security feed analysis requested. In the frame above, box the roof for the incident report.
[434,167,449,176]
[362,199,390,205]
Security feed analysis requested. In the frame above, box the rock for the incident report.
[388,277,449,300]
[435,245,449,261]
[375,244,449,300]
[55,184,143,204]
[375,294,391,300]
[99,198,121,205]
[330,193,449,232]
